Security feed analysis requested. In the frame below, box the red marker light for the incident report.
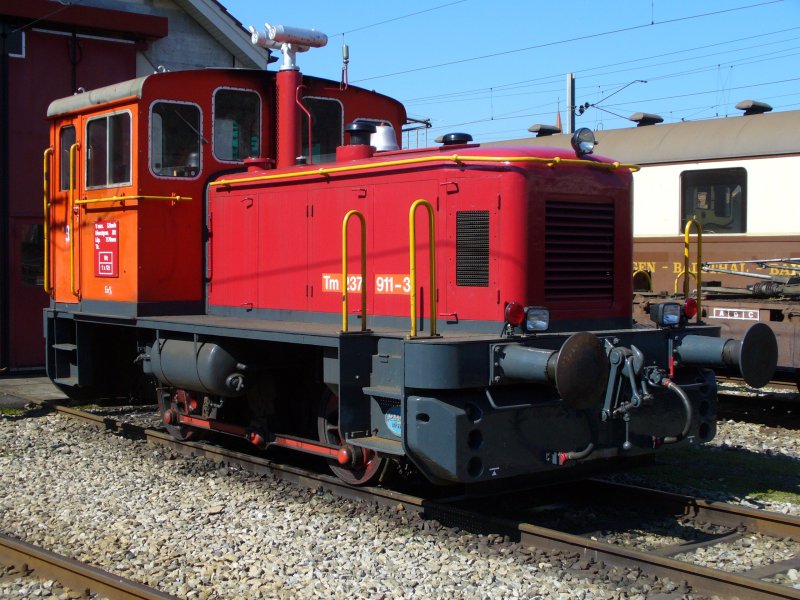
[684,297,698,319]
[505,301,525,326]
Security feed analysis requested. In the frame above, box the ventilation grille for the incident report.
[545,199,615,301]
[456,210,489,287]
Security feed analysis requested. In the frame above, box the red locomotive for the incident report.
[42,23,777,485]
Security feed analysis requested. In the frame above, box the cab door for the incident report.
[51,120,81,304]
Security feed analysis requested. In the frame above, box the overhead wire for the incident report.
[403,27,800,106]
[334,0,468,36]
[428,74,800,136]
[10,0,85,34]
[420,34,800,135]
[412,43,800,129]
[353,0,785,83]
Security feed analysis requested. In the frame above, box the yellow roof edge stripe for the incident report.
[210,154,640,188]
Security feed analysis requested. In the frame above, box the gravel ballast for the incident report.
[0,412,797,599]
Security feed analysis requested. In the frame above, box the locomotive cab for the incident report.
[44,68,405,315]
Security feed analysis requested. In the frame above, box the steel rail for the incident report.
[516,521,799,600]
[512,480,800,600]
[425,479,800,599]
[0,533,178,600]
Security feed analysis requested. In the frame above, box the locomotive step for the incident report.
[349,435,404,456]
[51,343,78,351]
[362,386,403,401]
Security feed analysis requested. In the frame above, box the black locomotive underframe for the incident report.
[44,308,719,484]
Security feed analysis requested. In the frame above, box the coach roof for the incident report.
[487,109,800,165]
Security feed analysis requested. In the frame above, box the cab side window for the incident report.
[213,88,261,162]
[86,112,131,188]
[59,125,76,191]
[151,101,202,178]
[301,97,343,164]
[681,168,746,234]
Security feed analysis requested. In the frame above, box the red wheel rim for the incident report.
[317,391,385,485]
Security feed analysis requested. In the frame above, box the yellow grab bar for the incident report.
[341,210,368,333]
[682,219,702,322]
[211,154,639,188]
[408,199,437,338]
[69,142,80,298]
[75,194,192,205]
[43,148,53,294]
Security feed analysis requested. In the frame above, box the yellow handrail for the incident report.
[408,199,437,338]
[75,194,192,205]
[43,147,53,295]
[69,142,80,298]
[341,210,368,333]
[210,154,640,188]
[682,219,702,322]
[632,268,652,292]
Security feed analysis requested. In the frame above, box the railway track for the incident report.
[437,481,800,600]
[9,401,797,600]
[0,532,177,599]
[718,382,800,429]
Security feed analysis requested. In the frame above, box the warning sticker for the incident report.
[94,221,119,278]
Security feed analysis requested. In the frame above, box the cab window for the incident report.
[59,125,76,191]
[213,88,261,161]
[150,101,202,178]
[86,112,131,188]
[301,97,343,164]
[681,168,746,234]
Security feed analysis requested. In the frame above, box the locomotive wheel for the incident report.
[158,389,204,442]
[317,390,390,486]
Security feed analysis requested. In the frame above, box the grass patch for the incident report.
[0,407,24,416]
[626,445,800,505]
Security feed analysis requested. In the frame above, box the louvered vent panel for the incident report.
[545,199,615,301]
[456,210,489,287]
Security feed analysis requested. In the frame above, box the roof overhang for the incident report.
[0,0,167,40]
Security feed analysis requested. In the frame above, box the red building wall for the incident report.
[0,1,166,370]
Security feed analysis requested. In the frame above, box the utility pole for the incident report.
[566,72,575,134]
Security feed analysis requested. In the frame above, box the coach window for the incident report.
[300,97,343,164]
[86,112,131,188]
[681,167,746,234]
[213,88,261,161]
[59,125,76,191]
[150,101,202,178]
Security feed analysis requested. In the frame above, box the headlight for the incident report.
[570,127,596,156]
[523,307,549,333]
[650,302,682,327]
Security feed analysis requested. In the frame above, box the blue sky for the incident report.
[233,1,800,145]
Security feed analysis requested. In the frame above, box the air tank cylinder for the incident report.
[148,339,247,397]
